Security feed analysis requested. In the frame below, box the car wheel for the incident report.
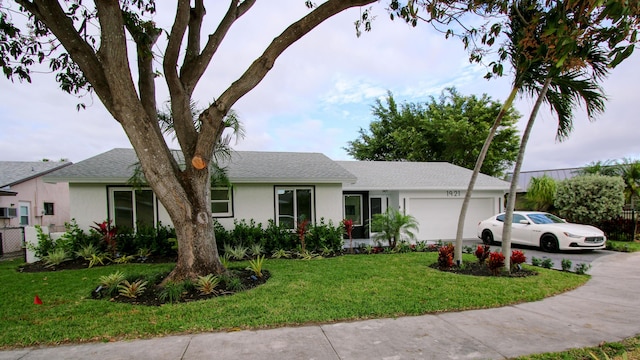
[540,234,559,252]
[482,230,494,245]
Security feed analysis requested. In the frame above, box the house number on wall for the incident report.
[446,190,461,197]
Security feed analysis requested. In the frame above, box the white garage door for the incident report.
[407,198,494,241]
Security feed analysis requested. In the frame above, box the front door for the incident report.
[369,196,388,238]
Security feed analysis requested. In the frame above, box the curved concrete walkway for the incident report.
[2,252,640,360]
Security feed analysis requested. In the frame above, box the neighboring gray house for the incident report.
[45,148,511,242]
[337,161,510,241]
[506,167,582,192]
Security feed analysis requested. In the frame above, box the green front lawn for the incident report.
[0,252,587,349]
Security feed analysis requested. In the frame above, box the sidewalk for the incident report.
[2,252,639,360]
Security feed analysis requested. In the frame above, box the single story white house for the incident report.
[45,148,511,242]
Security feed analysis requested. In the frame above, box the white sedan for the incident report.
[477,211,606,252]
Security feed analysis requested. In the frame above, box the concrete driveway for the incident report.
[463,239,613,270]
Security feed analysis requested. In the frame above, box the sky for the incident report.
[0,1,639,172]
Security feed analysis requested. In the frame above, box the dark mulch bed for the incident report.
[17,256,177,273]
[431,261,538,277]
[93,269,271,306]
[16,256,270,306]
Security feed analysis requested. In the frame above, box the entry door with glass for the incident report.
[369,196,388,237]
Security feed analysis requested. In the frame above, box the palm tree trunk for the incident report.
[502,77,552,271]
[454,86,519,264]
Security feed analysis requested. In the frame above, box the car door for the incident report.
[510,213,534,245]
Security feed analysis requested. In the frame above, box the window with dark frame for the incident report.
[43,202,54,215]
[275,186,314,229]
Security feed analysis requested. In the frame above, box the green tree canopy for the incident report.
[344,88,521,177]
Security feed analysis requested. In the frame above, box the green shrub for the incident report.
[75,243,99,259]
[99,271,126,297]
[159,281,184,303]
[307,218,343,253]
[227,219,264,248]
[225,244,249,260]
[555,175,625,225]
[575,263,592,275]
[118,280,148,299]
[87,253,110,268]
[531,256,542,267]
[195,274,220,295]
[247,255,266,278]
[263,220,297,252]
[28,225,56,259]
[271,249,291,259]
[42,248,70,267]
[541,258,554,269]
[249,243,264,257]
[561,258,573,271]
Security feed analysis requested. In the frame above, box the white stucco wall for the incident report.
[215,183,344,229]
[67,182,346,231]
[68,183,108,230]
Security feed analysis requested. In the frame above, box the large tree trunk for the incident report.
[19,0,379,283]
[454,87,518,264]
[502,77,551,271]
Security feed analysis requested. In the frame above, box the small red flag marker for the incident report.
[34,295,43,305]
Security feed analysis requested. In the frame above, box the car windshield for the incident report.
[527,213,565,224]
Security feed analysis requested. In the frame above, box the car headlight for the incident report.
[563,232,583,238]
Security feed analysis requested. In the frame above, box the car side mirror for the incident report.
[519,220,530,225]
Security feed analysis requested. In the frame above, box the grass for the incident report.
[0,252,587,349]
[514,334,640,359]
[607,240,640,253]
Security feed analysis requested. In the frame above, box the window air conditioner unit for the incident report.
[0,207,17,219]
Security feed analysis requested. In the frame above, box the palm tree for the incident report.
[524,175,557,212]
[371,208,419,249]
[578,160,619,176]
[500,1,609,270]
[616,158,640,209]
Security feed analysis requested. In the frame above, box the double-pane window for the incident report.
[276,187,314,229]
[110,188,156,231]
[211,187,232,217]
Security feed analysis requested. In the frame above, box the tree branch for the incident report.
[163,0,199,156]
[191,0,377,169]
[124,14,161,123]
[18,0,114,113]
[180,0,257,94]
[94,1,140,113]
[184,0,206,66]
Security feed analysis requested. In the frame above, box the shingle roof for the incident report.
[337,161,511,191]
[46,148,357,184]
[0,161,72,188]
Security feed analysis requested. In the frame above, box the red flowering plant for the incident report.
[296,217,310,252]
[342,219,354,254]
[510,250,527,270]
[91,220,118,256]
[437,243,455,270]
[487,251,505,276]
[474,244,491,264]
